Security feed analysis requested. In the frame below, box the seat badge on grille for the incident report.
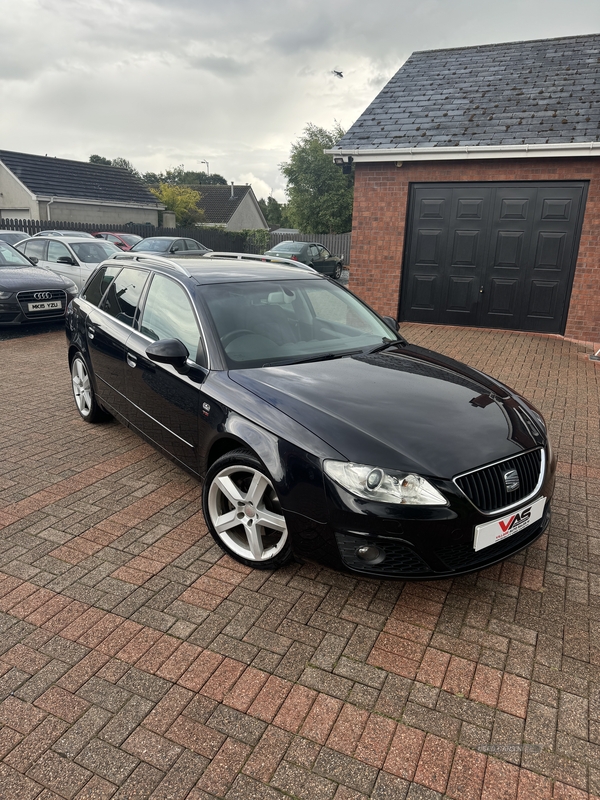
[503,469,520,492]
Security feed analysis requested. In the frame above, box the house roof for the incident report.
[335,33,600,153]
[194,185,263,224]
[0,150,160,206]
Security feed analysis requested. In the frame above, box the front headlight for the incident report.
[324,460,447,505]
[0,291,12,299]
[63,281,79,294]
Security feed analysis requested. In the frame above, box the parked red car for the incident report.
[93,232,143,251]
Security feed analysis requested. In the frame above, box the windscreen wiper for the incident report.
[263,349,364,367]
[365,338,407,355]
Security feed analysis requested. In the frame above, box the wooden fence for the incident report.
[0,219,352,262]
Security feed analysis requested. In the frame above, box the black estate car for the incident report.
[65,253,555,578]
[0,240,78,325]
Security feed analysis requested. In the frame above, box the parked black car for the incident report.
[0,241,78,325]
[65,253,555,578]
[130,236,211,257]
[264,241,344,279]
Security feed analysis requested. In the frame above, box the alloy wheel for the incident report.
[71,356,92,417]
[207,464,288,562]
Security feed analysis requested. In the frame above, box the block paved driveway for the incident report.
[0,323,599,800]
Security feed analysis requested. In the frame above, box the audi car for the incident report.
[0,240,78,325]
[65,254,555,578]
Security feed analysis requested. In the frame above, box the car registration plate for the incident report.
[28,301,62,312]
[473,496,546,551]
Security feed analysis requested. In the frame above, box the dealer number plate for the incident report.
[28,301,62,312]
[473,496,546,551]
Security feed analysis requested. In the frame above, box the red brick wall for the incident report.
[348,158,600,343]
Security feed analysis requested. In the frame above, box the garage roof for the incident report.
[333,33,600,159]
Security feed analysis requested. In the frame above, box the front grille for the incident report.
[17,289,66,318]
[455,449,543,513]
[437,505,549,571]
[335,532,430,575]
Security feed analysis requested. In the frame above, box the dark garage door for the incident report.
[400,182,587,334]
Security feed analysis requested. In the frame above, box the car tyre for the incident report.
[70,352,109,423]
[333,263,342,280]
[203,449,293,569]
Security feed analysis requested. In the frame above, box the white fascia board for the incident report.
[36,195,165,210]
[325,141,600,163]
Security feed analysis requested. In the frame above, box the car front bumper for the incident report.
[289,445,556,579]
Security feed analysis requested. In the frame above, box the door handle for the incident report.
[479,285,484,294]
[126,353,137,368]
[87,326,95,340]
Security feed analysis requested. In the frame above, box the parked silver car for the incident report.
[16,236,121,290]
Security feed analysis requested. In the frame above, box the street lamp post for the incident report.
[201,160,210,176]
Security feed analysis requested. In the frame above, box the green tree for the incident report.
[89,154,112,166]
[280,123,353,234]
[89,155,140,178]
[258,196,288,228]
[150,184,205,226]
[142,165,227,187]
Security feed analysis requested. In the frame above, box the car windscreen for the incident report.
[270,242,304,253]
[119,234,142,246]
[71,241,119,263]
[0,232,27,245]
[201,279,398,369]
[131,238,170,252]
[0,241,34,267]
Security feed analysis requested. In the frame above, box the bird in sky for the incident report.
[332,70,343,78]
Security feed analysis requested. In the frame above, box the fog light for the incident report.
[356,545,385,564]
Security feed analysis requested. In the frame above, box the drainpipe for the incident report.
[46,196,57,221]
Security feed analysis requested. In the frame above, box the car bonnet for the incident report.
[229,349,544,479]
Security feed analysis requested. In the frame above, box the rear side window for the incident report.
[82,266,122,306]
[100,267,149,327]
[21,239,47,260]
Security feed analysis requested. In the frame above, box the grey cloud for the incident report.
[187,55,250,77]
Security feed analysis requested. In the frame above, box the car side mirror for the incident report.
[382,315,398,332]
[170,246,179,253]
[28,256,39,265]
[57,256,76,265]
[146,338,189,372]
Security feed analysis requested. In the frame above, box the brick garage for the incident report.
[332,34,600,345]
[349,158,600,343]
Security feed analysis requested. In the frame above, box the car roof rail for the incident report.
[202,252,317,272]
[111,251,192,277]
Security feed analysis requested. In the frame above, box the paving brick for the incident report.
[273,684,317,733]
[242,726,292,782]
[481,757,520,800]
[27,750,92,799]
[384,724,426,780]
[0,694,47,733]
[326,703,370,756]
[208,704,267,746]
[446,745,487,800]
[4,715,69,772]
[75,738,139,786]
[413,733,455,793]
[196,737,252,796]
[313,747,379,795]
[248,675,292,723]
[166,714,225,759]
[34,686,91,722]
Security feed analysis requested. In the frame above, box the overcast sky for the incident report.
[2,0,600,202]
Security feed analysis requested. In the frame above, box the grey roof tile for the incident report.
[0,150,158,205]
[336,33,600,150]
